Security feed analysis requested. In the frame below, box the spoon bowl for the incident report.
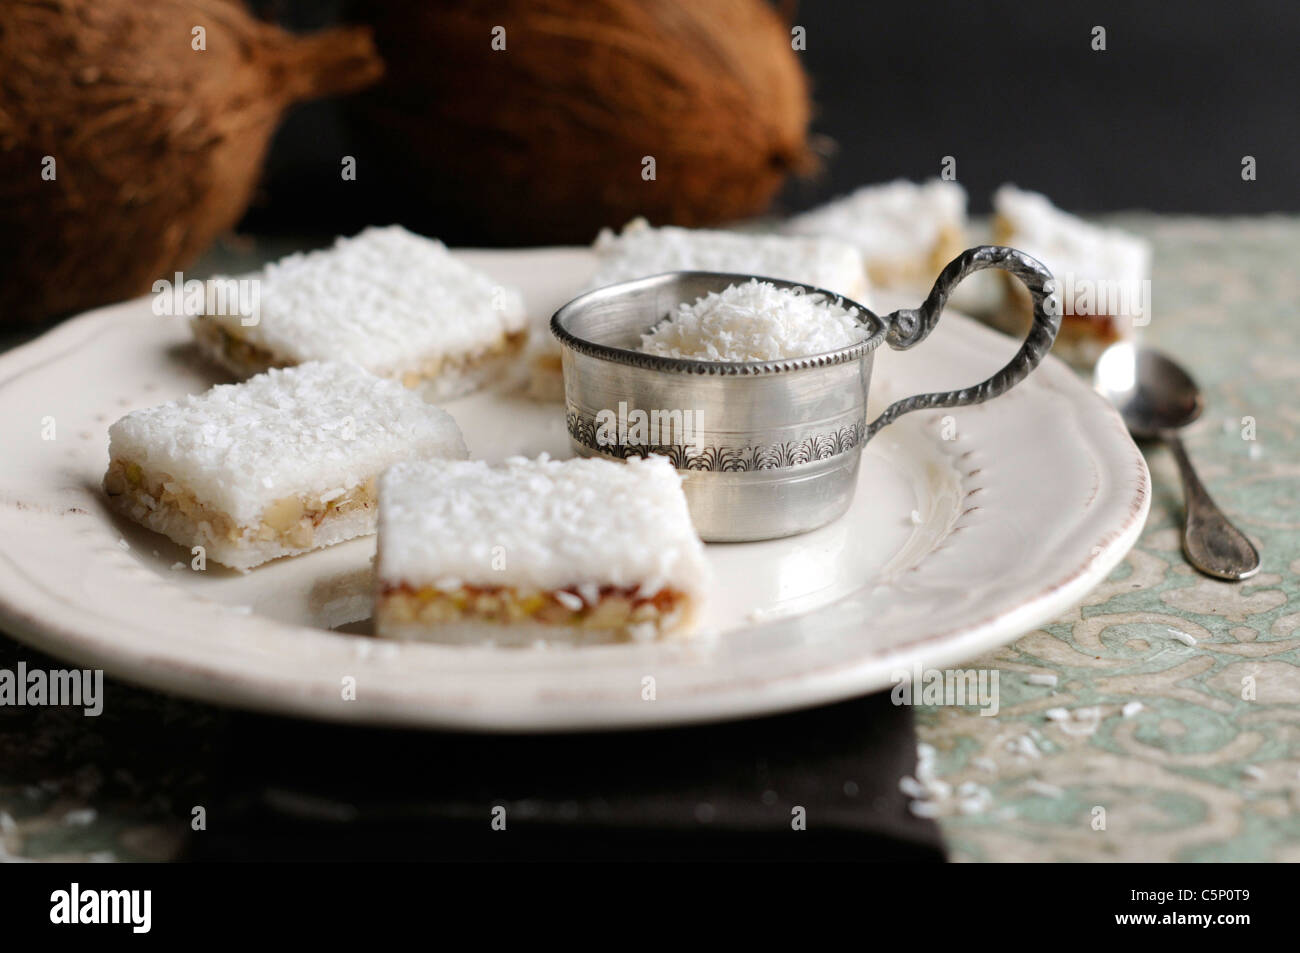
[1094,342,1205,438]
[1094,342,1259,581]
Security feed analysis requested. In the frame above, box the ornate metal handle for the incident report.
[866,245,1062,440]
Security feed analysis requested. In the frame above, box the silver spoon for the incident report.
[1095,343,1260,580]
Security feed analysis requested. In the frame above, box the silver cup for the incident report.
[552,246,1061,542]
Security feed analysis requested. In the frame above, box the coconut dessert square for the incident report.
[525,218,868,400]
[192,225,528,401]
[589,218,869,296]
[783,179,967,288]
[374,455,710,642]
[104,361,468,570]
[992,184,1151,369]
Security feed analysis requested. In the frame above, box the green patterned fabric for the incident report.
[923,216,1300,861]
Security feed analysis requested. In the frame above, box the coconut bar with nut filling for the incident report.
[104,362,467,571]
[783,179,967,289]
[192,225,528,401]
[991,185,1151,369]
[524,218,868,400]
[375,455,710,643]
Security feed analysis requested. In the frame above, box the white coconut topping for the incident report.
[376,455,709,597]
[784,179,967,261]
[590,218,868,298]
[993,185,1151,302]
[107,362,468,524]
[638,279,869,362]
[197,225,526,371]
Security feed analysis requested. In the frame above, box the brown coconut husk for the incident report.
[349,0,814,244]
[0,0,383,327]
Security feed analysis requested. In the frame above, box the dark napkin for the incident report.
[185,692,943,862]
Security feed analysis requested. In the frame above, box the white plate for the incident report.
[0,248,1150,731]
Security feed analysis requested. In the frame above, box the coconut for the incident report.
[0,0,383,327]
[349,0,813,244]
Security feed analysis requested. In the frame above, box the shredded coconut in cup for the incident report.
[638,279,869,362]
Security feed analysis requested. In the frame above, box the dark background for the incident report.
[246,0,1299,239]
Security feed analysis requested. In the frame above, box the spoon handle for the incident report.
[1165,433,1261,580]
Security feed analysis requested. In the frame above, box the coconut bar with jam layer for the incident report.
[104,362,467,571]
[783,179,968,289]
[192,225,528,401]
[374,455,710,643]
[991,185,1151,369]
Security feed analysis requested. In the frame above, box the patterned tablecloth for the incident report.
[923,216,1300,862]
[0,216,1297,861]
